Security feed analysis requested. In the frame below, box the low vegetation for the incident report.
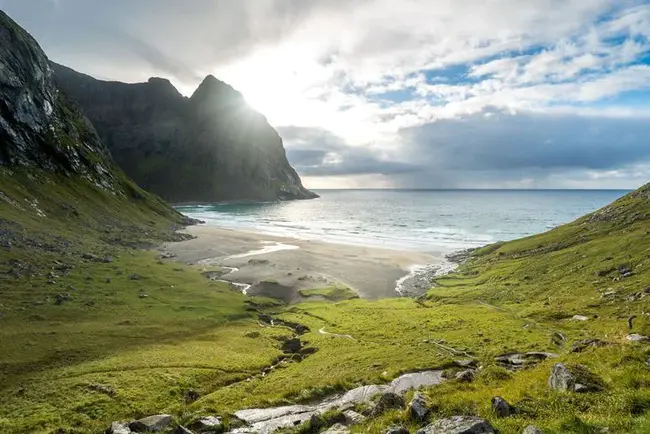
[1,181,649,433]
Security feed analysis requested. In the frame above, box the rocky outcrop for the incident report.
[415,416,495,434]
[51,63,318,203]
[548,363,604,393]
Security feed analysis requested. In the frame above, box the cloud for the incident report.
[3,0,650,188]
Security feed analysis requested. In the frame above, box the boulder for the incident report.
[128,414,172,432]
[490,396,512,417]
[342,410,366,425]
[548,363,603,393]
[322,423,350,434]
[570,339,610,353]
[455,370,475,382]
[570,315,589,321]
[409,392,430,421]
[495,352,557,370]
[453,359,478,368]
[172,427,194,434]
[416,416,495,434]
[384,427,409,434]
[107,422,132,434]
[523,426,544,434]
[190,416,222,431]
[371,392,406,416]
[627,334,650,343]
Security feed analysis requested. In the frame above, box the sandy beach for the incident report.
[162,225,452,301]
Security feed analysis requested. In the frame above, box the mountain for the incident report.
[0,10,189,249]
[51,64,318,203]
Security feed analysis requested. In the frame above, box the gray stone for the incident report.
[490,396,512,417]
[454,359,477,368]
[322,423,350,434]
[548,363,574,391]
[496,352,557,370]
[172,427,195,434]
[416,416,495,434]
[190,416,222,431]
[371,392,406,416]
[388,370,445,394]
[523,426,544,434]
[128,414,172,432]
[627,334,650,343]
[455,370,475,382]
[281,338,302,353]
[384,427,409,434]
[570,339,610,353]
[108,422,132,434]
[409,392,430,421]
[342,410,365,425]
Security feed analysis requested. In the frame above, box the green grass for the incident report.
[1,175,649,433]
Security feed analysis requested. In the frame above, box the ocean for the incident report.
[176,189,629,254]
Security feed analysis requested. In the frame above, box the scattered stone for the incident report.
[570,339,610,353]
[408,392,430,421]
[172,427,194,434]
[548,363,604,393]
[627,334,650,343]
[107,421,132,434]
[295,324,309,334]
[190,416,222,431]
[54,293,72,305]
[571,315,589,321]
[342,409,366,425]
[158,252,176,259]
[245,331,261,339]
[454,359,478,368]
[384,426,409,434]
[139,291,149,299]
[185,389,200,403]
[495,352,557,370]
[104,256,112,263]
[106,277,111,284]
[281,338,302,353]
[130,274,141,281]
[248,259,270,265]
[88,383,116,397]
[491,396,512,417]
[416,416,495,434]
[47,280,56,285]
[455,370,475,382]
[371,392,406,416]
[128,414,171,432]
[82,253,101,262]
[322,423,350,434]
[523,426,544,434]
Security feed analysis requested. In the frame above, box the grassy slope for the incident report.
[1,180,649,433]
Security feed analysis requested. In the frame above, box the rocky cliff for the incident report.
[0,10,185,230]
[51,64,318,203]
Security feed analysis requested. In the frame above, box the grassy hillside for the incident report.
[1,181,649,434]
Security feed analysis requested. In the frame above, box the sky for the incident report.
[3,0,650,189]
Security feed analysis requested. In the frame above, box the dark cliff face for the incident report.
[52,64,318,203]
[0,10,182,223]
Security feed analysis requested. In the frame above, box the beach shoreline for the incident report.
[162,225,453,301]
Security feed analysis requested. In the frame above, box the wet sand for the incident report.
[162,225,450,300]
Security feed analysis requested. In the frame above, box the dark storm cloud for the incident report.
[280,126,420,176]
[281,111,650,187]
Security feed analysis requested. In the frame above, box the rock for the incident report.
[453,359,477,368]
[548,363,603,393]
[139,291,149,299]
[107,422,132,434]
[491,396,512,417]
[408,392,430,421]
[341,410,365,425]
[281,338,302,353]
[627,334,650,343]
[106,277,111,283]
[185,389,200,403]
[54,293,72,305]
[371,392,406,416]
[130,274,141,281]
[455,370,475,382]
[295,324,309,334]
[523,426,544,434]
[322,423,350,434]
[416,416,495,434]
[128,414,172,432]
[83,253,101,262]
[89,383,116,397]
[172,427,194,434]
[548,363,574,391]
[190,416,222,431]
[570,315,589,321]
[570,339,610,353]
[495,352,557,370]
[104,256,112,263]
[384,427,409,434]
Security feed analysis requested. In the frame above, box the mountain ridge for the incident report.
[51,62,318,203]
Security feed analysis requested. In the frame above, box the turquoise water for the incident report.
[176,189,629,253]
